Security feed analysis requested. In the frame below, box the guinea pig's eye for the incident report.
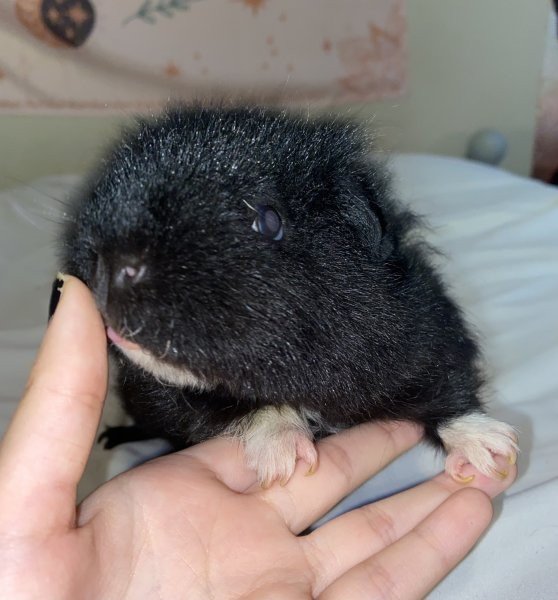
[251,205,284,241]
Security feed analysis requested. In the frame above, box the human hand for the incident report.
[0,277,516,599]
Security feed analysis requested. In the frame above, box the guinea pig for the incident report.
[62,105,518,487]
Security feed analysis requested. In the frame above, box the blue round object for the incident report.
[466,129,508,165]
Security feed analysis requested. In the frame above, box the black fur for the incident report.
[62,105,484,451]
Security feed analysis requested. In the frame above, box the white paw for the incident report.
[245,428,318,488]
[438,412,518,483]
[229,406,318,488]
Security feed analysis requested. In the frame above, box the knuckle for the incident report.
[319,439,355,489]
[361,559,402,600]
[299,536,337,596]
[361,504,399,548]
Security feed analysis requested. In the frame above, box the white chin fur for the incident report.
[119,346,207,389]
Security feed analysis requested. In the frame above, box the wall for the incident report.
[0,0,550,189]
[359,0,550,176]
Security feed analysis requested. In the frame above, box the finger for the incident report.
[177,436,258,492]
[318,488,493,600]
[303,454,516,594]
[254,421,422,533]
[0,276,108,533]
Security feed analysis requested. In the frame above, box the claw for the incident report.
[493,469,509,480]
[441,414,519,484]
[305,461,318,477]
[452,473,475,484]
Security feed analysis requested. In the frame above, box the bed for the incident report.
[1,154,557,598]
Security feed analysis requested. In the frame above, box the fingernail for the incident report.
[48,273,68,320]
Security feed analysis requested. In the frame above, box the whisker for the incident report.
[121,317,143,338]
[9,199,75,232]
[242,199,257,212]
[158,339,172,360]
[128,324,144,337]
[1,174,74,206]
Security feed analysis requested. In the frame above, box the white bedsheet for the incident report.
[1,155,557,598]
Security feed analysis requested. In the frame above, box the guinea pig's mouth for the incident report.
[106,326,209,390]
[106,326,142,351]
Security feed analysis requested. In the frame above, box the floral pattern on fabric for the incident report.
[0,0,407,113]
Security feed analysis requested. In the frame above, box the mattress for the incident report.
[1,154,557,598]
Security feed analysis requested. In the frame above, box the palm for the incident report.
[97,455,307,598]
[89,454,312,598]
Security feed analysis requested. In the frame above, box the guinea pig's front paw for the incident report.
[233,406,318,488]
[246,429,318,488]
[438,412,518,483]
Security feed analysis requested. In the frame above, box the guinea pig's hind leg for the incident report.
[98,424,155,449]
[437,412,518,483]
[229,406,318,488]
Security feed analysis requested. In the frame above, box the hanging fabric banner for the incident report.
[0,0,407,113]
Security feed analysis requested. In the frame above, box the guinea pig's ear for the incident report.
[342,197,394,260]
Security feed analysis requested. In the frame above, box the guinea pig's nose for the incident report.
[112,257,147,289]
